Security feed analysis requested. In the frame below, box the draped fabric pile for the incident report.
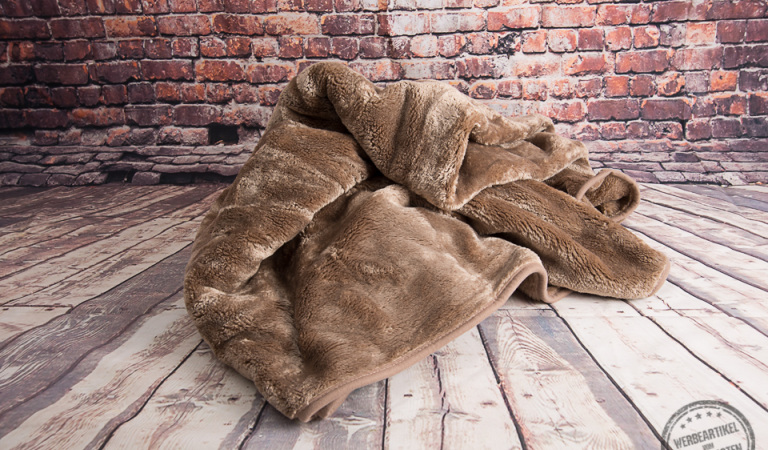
[183,62,669,421]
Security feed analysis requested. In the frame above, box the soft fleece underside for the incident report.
[183,62,669,421]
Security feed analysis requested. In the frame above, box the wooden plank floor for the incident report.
[1,183,767,449]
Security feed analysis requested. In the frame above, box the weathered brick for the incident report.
[118,40,144,59]
[264,13,320,35]
[616,49,671,73]
[63,41,92,61]
[157,15,212,36]
[600,122,627,140]
[251,0,278,12]
[711,118,743,138]
[577,29,603,51]
[71,107,125,127]
[321,14,375,35]
[457,56,498,78]
[196,60,246,81]
[547,29,577,53]
[50,18,105,39]
[564,53,607,75]
[26,109,69,128]
[576,78,601,98]
[706,0,767,20]
[587,99,639,120]
[172,38,199,57]
[541,5,595,28]
[604,75,629,97]
[651,1,689,23]
[78,86,101,106]
[468,81,496,99]
[497,79,522,98]
[672,47,722,70]
[724,44,768,68]
[746,19,768,42]
[641,98,691,120]
[487,7,539,30]
[605,26,631,51]
[200,36,227,57]
[686,22,717,45]
[596,5,634,26]
[718,20,746,43]
[51,87,78,107]
[520,31,546,53]
[685,72,709,93]
[105,17,157,37]
[750,93,768,115]
[401,60,456,80]
[686,119,711,141]
[170,0,196,11]
[247,62,294,83]
[206,83,234,103]
[634,26,660,48]
[0,19,51,39]
[656,72,685,96]
[0,65,33,85]
[466,32,498,54]
[35,64,90,85]
[212,14,264,35]
[126,105,173,126]
[409,35,438,57]
[101,85,127,105]
[711,70,738,91]
[743,117,768,137]
[90,61,141,84]
[144,40,173,59]
[331,37,358,59]
[522,80,547,100]
[180,83,205,102]
[543,101,585,123]
[437,34,466,57]
[349,60,403,81]
[142,60,194,81]
[713,93,748,115]
[128,82,155,103]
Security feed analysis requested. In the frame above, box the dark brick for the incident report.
[157,15,212,36]
[195,60,245,81]
[144,39,173,59]
[118,40,145,59]
[247,63,294,83]
[172,38,199,57]
[51,18,105,39]
[279,36,303,58]
[305,37,331,57]
[142,0,169,13]
[174,104,222,125]
[321,14,375,35]
[26,109,70,128]
[724,44,768,68]
[63,41,91,61]
[50,87,78,108]
[206,83,234,103]
[750,93,768,115]
[101,85,127,105]
[35,64,90,85]
[92,42,118,60]
[24,86,52,107]
[0,87,24,107]
[128,82,155,103]
[71,107,125,127]
[142,60,194,80]
[641,98,691,120]
[0,19,51,39]
[90,62,141,84]
[587,99,640,120]
[718,20,746,43]
[78,85,101,106]
[126,105,173,126]
[212,14,264,35]
[711,118,743,138]
[746,19,768,42]
[0,65,33,85]
[104,17,157,37]
[706,0,767,20]
[616,49,670,73]
[743,117,768,137]
[331,37,358,59]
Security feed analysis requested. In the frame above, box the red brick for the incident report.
[225,37,251,57]
[706,0,767,20]
[331,37,358,59]
[711,118,742,138]
[401,60,455,80]
[596,5,632,26]
[300,37,328,58]
[626,121,650,139]
[513,56,559,77]
[522,30,547,53]
[469,81,496,99]
[206,83,234,103]
[604,76,628,97]
[522,80,547,100]
[71,107,125,127]
[252,37,278,57]
[247,63,294,83]
[671,47,722,70]
[24,86,53,107]
[0,87,24,107]
[438,34,465,57]
[547,29,577,52]
[544,101,585,122]
[431,11,485,33]
[26,109,68,128]
[600,122,627,140]
[277,0,301,11]
[718,20,746,43]
[101,85,127,105]
[711,70,738,91]
[640,98,691,120]
[118,40,144,59]
[576,78,601,98]
[264,13,320,35]
[251,0,278,12]
[212,14,264,35]
[750,93,768,115]
[105,17,157,37]
[157,15,211,36]
[142,0,169,13]
[497,79,522,98]
[650,1,689,22]
[724,44,768,68]
[410,35,438,57]
[466,32,498,54]
[50,18,105,38]
[634,26,660,48]
[306,0,333,11]
[78,85,101,106]
[564,53,607,75]
[180,84,205,102]
[713,93,747,115]
[63,41,91,61]
[196,60,245,81]
[223,0,250,12]
[9,42,35,61]
[233,84,259,103]
[172,38,198,57]
[50,87,78,108]
[686,120,712,141]
[588,99,639,120]
[200,37,227,57]
[169,0,196,11]
[686,22,717,45]
[198,0,223,11]
[35,64,90,85]
[0,65,32,85]
[605,26,631,51]
[487,7,539,30]
[549,78,574,99]
[349,60,403,81]
[128,82,155,103]
[541,5,595,28]
[155,82,180,102]
[334,0,360,12]
[58,0,87,15]
[258,86,282,105]
[0,18,51,39]
[321,14,375,35]
[143,60,194,80]
[144,39,173,59]
[746,19,768,42]
[173,105,221,126]
[359,36,387,58]
[616,49,671,73]
[650,122,683,140]
[577,29,603,50]
[89,61,141,83]
[656,72,685,96]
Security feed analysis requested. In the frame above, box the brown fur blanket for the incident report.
[184,62,669,421]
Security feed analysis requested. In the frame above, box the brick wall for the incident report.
[0,0,766,186]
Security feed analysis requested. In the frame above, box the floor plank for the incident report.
[0,306,70,345]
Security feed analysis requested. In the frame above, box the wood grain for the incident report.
[0,306,69,344]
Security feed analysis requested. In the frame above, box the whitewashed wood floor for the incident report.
[1,182,767,449]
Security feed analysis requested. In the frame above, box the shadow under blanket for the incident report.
[183,62,670,421]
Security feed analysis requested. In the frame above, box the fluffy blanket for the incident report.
[184,62,669,421]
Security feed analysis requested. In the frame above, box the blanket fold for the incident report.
[184,62,669,421]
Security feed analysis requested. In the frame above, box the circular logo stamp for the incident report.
[662,401,754,450]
